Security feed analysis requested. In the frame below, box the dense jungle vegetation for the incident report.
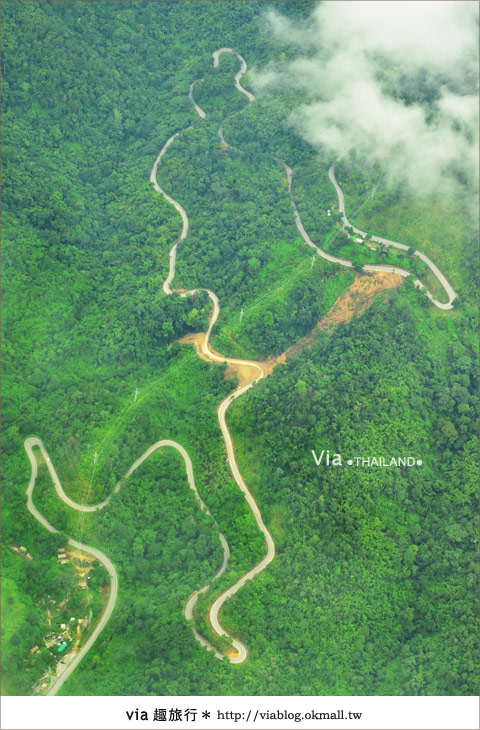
[1,0,478,696]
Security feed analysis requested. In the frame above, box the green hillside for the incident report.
[1,0,477,697]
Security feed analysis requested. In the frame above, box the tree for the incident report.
[440,419,458,444]
[295,379,307,397]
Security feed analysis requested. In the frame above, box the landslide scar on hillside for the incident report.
[179,271,402,388]
[274,271,402,366]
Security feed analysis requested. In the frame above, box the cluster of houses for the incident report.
[11,545,33,560]
[328,206,373,247]
[43,619,74,652]
[38,615,88,664]
[57,547,69,565]
[26,547,95,693]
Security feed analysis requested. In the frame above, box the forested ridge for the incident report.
[2,0,478,696]
[228,294,478,694]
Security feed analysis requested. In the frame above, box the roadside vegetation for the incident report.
[331,159,477,297]
[2,0,477,696]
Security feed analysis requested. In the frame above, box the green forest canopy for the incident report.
[1,0,478,696]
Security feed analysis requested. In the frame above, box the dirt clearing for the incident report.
[274,271,401,366]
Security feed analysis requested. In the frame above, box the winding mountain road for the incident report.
[213,47,255,149]
[25,48,268,690]
[150,52,274,659]
[149,131,191,295]
[213,47,255,102]
[24,437,118,696]
[282,162,456,310]
[284,162,353,269]
[24,43,457,690]
[24,436,231,692]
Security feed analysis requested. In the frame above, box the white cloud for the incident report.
[253,1,479,199]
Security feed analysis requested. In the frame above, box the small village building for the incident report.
[26,553,33,561]
[19,546,27,553]
[355,237,363,243]
[30,646,39,654]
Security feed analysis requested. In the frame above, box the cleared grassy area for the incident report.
[340,183,473,296]
[301,213,451,305]
[2,578,26,646]
[211,241,354,360]
[1,577,29,694]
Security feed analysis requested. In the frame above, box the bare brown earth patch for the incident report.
[179,332,274,387]
[67,548,96,585]
[273,271,402,366]
[225,646,240,659]
[179,332,210,363]
[179,271,401,388]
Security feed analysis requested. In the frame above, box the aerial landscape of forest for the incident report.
[1,0,478,703]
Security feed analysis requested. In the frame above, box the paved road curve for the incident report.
[149,130,191,295]
[210,383,275,663]
[281,162,457,310]
[24,437,118,696]
[283,162,353,269]
[188,80,206,119]
[151,51,274,663]
[24,437,230,691]
[213,48,254,149]
[213,47,255,102]
[178,296,274,663]
[328,165,457,309]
